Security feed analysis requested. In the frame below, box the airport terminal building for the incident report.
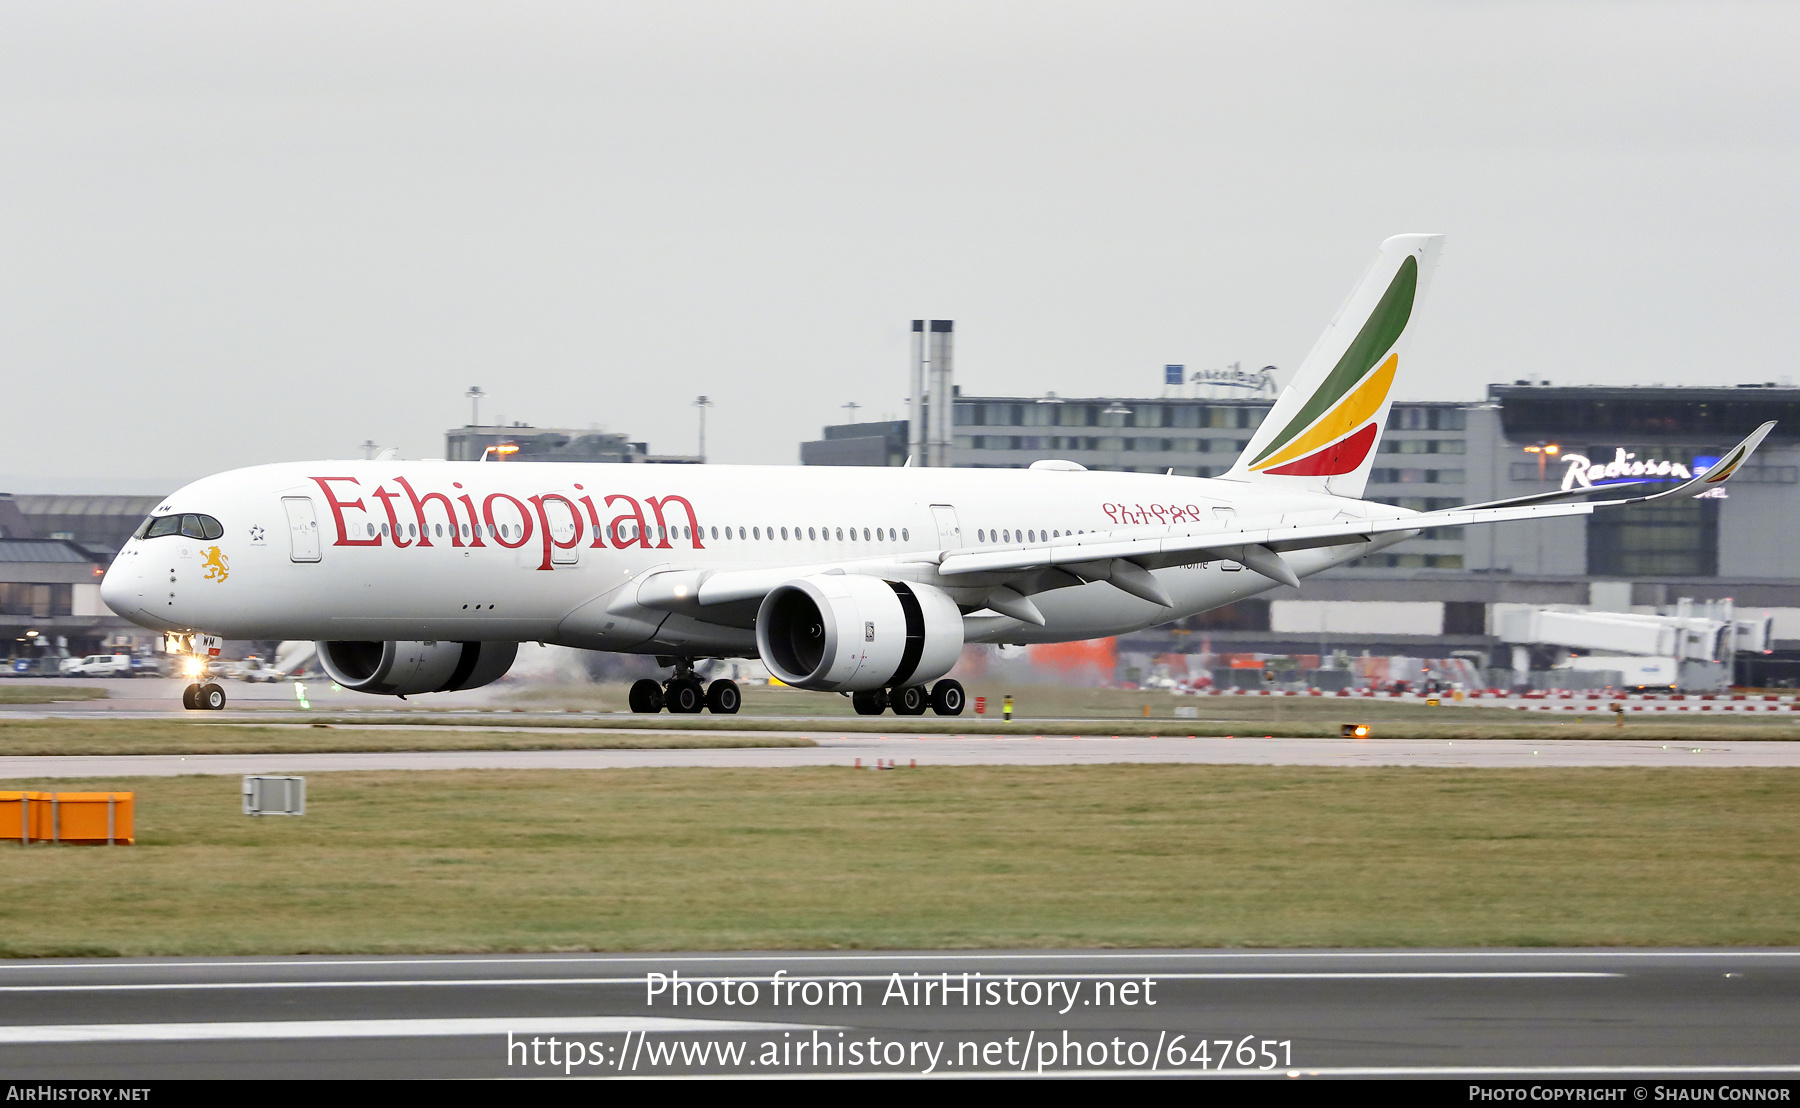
[803,383,1800,682]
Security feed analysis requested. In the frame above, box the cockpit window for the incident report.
[134,513,222,541]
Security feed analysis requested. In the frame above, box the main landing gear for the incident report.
[182,682,227,711]
[851,679,964,717]
[629,660,740,715]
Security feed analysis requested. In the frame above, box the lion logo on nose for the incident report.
[201,546,230,582]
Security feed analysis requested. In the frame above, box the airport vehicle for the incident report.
[97,235,1775,713]
[226,656,285,683]
[128,655,166,678]
[59,654,135,678]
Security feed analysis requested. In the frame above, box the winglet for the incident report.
[1638,421,1776,503]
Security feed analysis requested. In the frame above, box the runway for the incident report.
[5,733,1800,778]
[23,678,1800,716]
[0,950,1797,1077]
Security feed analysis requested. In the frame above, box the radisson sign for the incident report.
[1561,448,1727,498]
[1560,449,1693,491]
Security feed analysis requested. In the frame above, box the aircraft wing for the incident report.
[933,500,1596,588]
[1452,421,1775,513]
[638,500,1588,618]
[631,421,1774,615]
[932,420,1777,589]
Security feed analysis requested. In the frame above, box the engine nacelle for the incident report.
[317,640,518,696]
[756,575,963,692]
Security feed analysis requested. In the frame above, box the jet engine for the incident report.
[316,640,519,696]
[755,575,963,692]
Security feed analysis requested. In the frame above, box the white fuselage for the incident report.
[100,461,1418,654]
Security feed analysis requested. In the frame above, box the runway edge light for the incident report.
[1341,723,1371,739]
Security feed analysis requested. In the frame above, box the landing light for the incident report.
[1341,723,1370,738]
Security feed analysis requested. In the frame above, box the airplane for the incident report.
[99,234,1776,714]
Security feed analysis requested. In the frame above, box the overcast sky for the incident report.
[2,1,1796,491]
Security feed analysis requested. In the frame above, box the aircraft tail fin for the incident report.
[1220,234,1444,498]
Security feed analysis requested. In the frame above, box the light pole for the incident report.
[1523,441,1560,484]
[360,439,378,460]
[466,386,485,427]
[841,401,861,424]
[694,395,714,462]
[1521,441,1560,574]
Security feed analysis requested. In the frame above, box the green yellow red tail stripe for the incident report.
[1247,255,1418,477]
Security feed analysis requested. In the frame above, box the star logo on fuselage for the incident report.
[249,526,266,545]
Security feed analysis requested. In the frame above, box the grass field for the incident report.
[0,685,109,705]
[0,713,1796,756]
[0,765,1795,956]
[0,719,814,756]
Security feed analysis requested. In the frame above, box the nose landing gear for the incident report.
[183,682,226,711]
[169,634,227,711]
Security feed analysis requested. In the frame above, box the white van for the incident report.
[61,655,135,678]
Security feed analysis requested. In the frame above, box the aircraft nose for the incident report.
[99,558,141,617]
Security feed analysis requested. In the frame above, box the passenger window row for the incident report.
[975,528,1085,544]
[133,514,927,548]
[691,525,910,543]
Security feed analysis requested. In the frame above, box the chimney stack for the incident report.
[908,321,926,466]
[927,321,954,468]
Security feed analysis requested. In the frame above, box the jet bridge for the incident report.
[1496,598,1772,692]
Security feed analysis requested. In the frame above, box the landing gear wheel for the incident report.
[930,679,965,716]
[182,683,200,711]
[851,690,888,716]
[665,677,705,714]
[891,685,929,716]
[705,679,741,714]
[198,683,227,711]
[628,678,665,714]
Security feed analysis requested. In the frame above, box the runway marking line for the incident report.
[4,950,1798,972]
[0,971,1623,993]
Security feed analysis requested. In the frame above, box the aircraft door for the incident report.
[929,504,963,549]
[546,493,581,566]
[283,497,321,563]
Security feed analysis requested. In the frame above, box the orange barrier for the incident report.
[0,792,134,845]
